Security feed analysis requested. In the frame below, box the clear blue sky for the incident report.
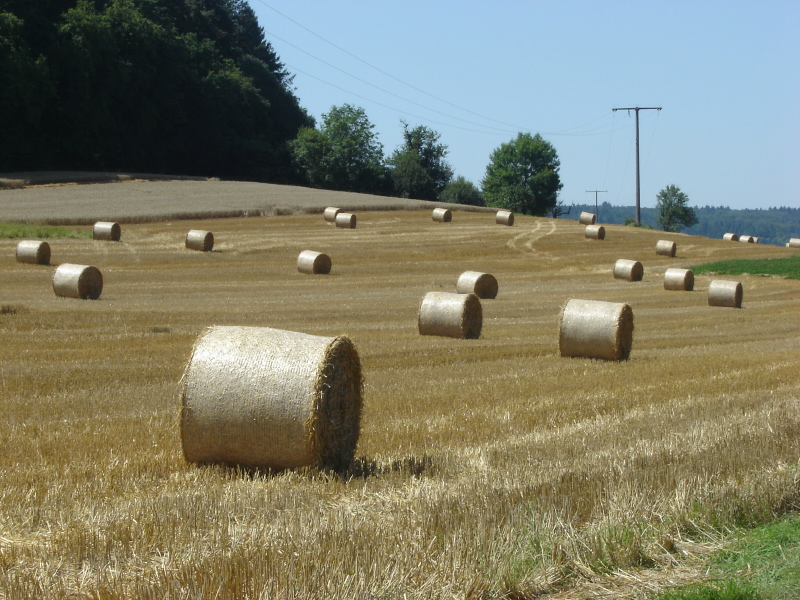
[249,1,799,211]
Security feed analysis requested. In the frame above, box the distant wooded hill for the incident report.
[556,203,799,247]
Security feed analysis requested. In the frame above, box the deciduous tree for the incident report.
[439,176,484,206]
[656,184,698,232]
[388,122,452,200]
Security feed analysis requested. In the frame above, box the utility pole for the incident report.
[612,106,661,224]
[586,190,607,221]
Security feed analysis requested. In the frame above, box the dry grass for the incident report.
[0,198,798,599]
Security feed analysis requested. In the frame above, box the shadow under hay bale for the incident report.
[323,207,341,222]
[53,264,103,299]
[664,268,694,291]
[16,240,50,265]
[335,213,356,229]
[655,240,676,257]
[579,211,597,225]
[432,208,452,223]
[723,233,739,242]
[186,230,214,251]
[613,259,643,282]
[418,292,482,339]
[559,299,633,361]
[93,221,121,241]
[708,280,743,308]
[297,250,331,274]
[180,326,362,471]
[456,271,498,299]
[495,210,514,226]
[585,225,605,240]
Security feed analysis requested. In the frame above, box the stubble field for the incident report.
[1,186,798,599]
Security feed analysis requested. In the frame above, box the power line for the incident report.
[586,190,607,221]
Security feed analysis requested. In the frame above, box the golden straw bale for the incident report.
[418,292,482,339]
[751,236,759,244]
[585,225,605,240]
[52,263,103,299]
[495,210,514,226]
[708,280,743,308]
[558,299,633,361]
[297,250,332,274]
[655,240,677,257]
[739,235,754,243]
[93,221,121,241]
[335,213,356,228]
[180,326,362,471]
[432,208,452,223]
[664,268,694,291]
[723,233,739,241]
[456,271,498,299]
[186,230,214,251]
[613,259,643,281]
[323,207,341,222]
[789,238,800,248]
[15,240,50,265]
[579,211,597,225]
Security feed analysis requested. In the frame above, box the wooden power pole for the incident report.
[586,190,607,221]
[612,106,661,224]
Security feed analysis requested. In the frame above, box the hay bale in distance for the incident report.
[613,259,644,282]
[93,221,121,241]
[558,299,633,361]
[418,292,482,339]
[335,212,356,229]
[579,211,597,225]
[739,235,754,243]
[664,268,694,291]
[751,236,759,244]
[585,224,605,240]
[723,233,739,242]
[456,271,498,299]
[16,240,50,265]
[655,240,677,257]
[432,208,452,223]
[186,230,214,251]
[495,210,514,226]
[789,238,800,248]
[297,250,332,274]
[323,207,341,222]
[52,263,103,299]
[708,280,743,308]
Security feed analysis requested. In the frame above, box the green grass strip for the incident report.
[0,223,91,239]
[691,256,800,280]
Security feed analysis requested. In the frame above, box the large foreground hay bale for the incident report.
[323,207,341,222]
[585,224,605,240]
[495,210,514,226]
[664,268,694,291]
[16,240,50,265]
[723,233,739,241]
[655,240,677,257]
[93,221,121,241]
[432,208,452,223]
[186,230,214,251]
[456,271,498,299]
[789,238,800,248]
[335,213,356,228]
[297,250,332,274]
[180,326,362,471]
[708,280,743,308]
[739,235,755,243]
[578,211,597,225]
[418,292,482,339]
[52,264,103,299]
[559,299,633,361]
[613,259,643,281]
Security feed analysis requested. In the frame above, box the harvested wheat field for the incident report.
[0,181,798,599]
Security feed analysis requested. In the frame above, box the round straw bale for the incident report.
[335,212,356,228]
[578,211,597,225]
[789,238,800,248]
[418,292,482,339]
[93,221,121,241]
[15,240,50,265]
[456,271,498,299]
[655,240,677,257]
[585,224,605,240]
[180,326,362,471]
[323,207,341,222]
[297,250,332,274]
[186,230,214,251]
[432,208,452,223]
[495,210,514,226]
[664,267,694,291]
[558,299,633,361]
[751,236,759,244]
[52,263,103,299]
[708,280,743,308]
[723,233,739,241]
[613,259,643,281]
[739,235,754,243]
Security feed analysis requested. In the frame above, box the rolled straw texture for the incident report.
[456,271,498,299]
[418,292,482,339]
[323,207,341,222]
[789,238,800,248]
[708,280,743,308]
[16,240,50,265]
[335,213,356,229]
[432,208,452,223]
[559,299,634,361]
[52,264,103,299]
[655,240,677,257]
[613,259,643,282]
[585,225,605,240]
[495,210,514,226]
[723,233,739,242]
[297,250,332,274]
[751,237,759,244]
[186,230,214,251]
[181,326,362,471]
[664,268,694,291]
[578,211,597,225]
[93,221,121,241]
[739,235,754,243]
